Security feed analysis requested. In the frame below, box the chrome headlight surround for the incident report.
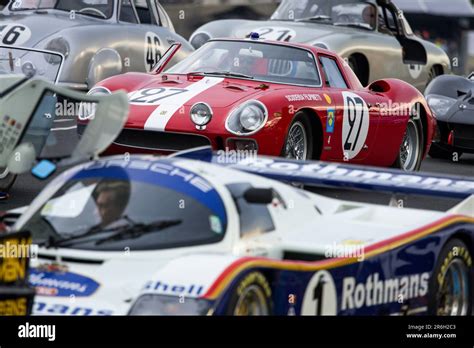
[190,102,213,129]
[128,294,213,316]
[426,94,457,118]
[225,100,268,136]
[77,86,111,121]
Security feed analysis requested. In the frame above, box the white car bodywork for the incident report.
[17,155,471,316]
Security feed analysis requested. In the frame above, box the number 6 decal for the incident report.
[342,92,369,160]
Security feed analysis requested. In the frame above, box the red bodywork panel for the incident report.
[97,40,434,168]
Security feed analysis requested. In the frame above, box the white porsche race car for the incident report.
[11,148,474,316]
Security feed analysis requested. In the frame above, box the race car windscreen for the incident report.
[9,0,114,19]
[271,0,377,30]
[167,41,321,86]
[18,168,228,251]
[0,46,63,83]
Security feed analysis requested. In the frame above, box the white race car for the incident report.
[13,148,474,316]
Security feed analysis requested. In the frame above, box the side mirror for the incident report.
[243,188,274,205]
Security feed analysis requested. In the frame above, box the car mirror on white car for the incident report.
[243,187,274,205]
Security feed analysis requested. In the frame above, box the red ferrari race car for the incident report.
[90,36,435,171]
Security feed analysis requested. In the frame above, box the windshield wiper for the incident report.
[334,23,372,30]
[190,71,254,80]
[297,15,332,23]
[41,216,182,248]
[94,218,183,245]
[40,216,136,248]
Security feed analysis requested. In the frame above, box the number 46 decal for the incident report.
[145,32,162,72]
[342,92,370,160]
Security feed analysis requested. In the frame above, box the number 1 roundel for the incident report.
[301,270,337,315]
[341,91,370,160]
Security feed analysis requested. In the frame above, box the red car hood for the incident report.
[125,75,268,131]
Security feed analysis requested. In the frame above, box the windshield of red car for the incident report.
[10,0,114,19]
[271,0,377,30]
[167,40,322,87]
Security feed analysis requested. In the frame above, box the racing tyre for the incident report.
[428,239,473,316]
[429,143,462,161]
[281,113,313,160]
[392,116,423,171]
[226,271,272,315]
[0,168,17,192]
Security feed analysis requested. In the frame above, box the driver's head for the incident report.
[93,180,131,227]
[362,5,376,27]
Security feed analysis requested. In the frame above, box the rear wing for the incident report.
[173,147,474,200]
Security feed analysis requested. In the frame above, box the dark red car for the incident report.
[90,37,435,171]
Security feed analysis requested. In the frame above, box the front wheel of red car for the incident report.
[392,117,423,172]
[281,113,313,161]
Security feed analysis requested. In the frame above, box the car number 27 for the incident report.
[129,88,189,105]
[341,92,370,160]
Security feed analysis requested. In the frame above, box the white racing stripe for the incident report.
[143,77,224,131]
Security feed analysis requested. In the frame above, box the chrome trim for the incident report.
[190,102,213,127]
[0,44,65,84]
[87,86,112,95]
[225,100,269,136]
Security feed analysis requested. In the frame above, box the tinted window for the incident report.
[320,56,348,88]
[272,0,377,30]
[227,184,275,238]
[120,0,138,23]
[11,0,114,19]
[135,0,154,24]
[21,173,227,251]
[168,41,321,87]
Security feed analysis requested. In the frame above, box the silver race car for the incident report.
[0,0,193,90]
[190,0,450,91]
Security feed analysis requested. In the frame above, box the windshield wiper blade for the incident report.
[199,71,254,80]
[40,217,183,248]
[40,216,136,248]
[334,23,372,30]
[297,15,332,22]
[94,219,183,245]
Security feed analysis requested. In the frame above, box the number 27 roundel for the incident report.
[341,91,370,160]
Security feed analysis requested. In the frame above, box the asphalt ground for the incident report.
[1,118,473,213]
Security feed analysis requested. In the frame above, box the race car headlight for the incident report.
[45,37,70,64]
[190,102,213,127]
[77,87,111,121]
[226,100,268,135]
[128,295,213,316]
[190,32,211,49]
[427,94,457,117]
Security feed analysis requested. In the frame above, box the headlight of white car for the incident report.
[427,94,457,117]
[225,100,268,135]
[129,295,213,315]
[190,102,213,128]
